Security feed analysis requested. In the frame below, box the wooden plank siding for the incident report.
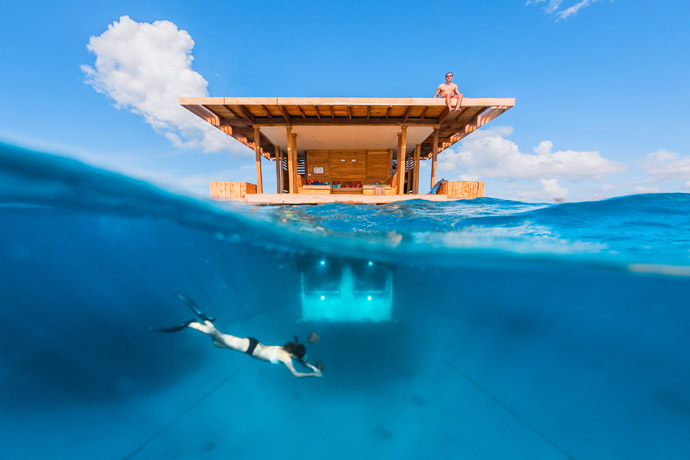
[210,181,257,199]
[304,150,392,185]
[437,181,485,199]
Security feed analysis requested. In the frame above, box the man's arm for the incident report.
[434,85,441,98]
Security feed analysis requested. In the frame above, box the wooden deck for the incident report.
[227,193,462,205]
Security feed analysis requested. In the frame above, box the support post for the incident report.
[430,126,439,190]
[275,145,282,194]
[286,126,294,193]
[397,126,407,195]
[406,155,412,194]
[254,126,263,194]
[414,144,421,194]
[292,133,299,192]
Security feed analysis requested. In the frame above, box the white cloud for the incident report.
[82,16,242,155]
[506,179,568,203]
[634,186,660,194]
[527,0,603,20]
[639,149,690,180]
[541,178,568,200]
[438,126,625,180]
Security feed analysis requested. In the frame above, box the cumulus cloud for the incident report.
[438,126,625,181]
[526,0,604,20]
[82,16,241,154]
[541,178,568,200]
[639,149,690,180]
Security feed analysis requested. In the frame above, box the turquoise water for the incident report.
[1,143,689,459]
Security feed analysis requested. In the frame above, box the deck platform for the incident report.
[227,193,459,205]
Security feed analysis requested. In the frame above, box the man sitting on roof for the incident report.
[434,72,463,113]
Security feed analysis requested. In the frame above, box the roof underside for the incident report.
[179,97,515,160]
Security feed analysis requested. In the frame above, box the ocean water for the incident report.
[1,142,689,460]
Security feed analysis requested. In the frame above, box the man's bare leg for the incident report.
[454,94,464,112]
[188,320,247,350]
[444,94,453,112]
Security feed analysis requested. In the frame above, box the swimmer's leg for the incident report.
[148,319,198,333]
[188,321,247,350]
[175,291,216,323]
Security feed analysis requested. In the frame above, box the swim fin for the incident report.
[175,291,216,323]
[148,319,198,333]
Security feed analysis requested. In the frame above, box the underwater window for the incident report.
[303,259,342,293]
[352,261,390,293]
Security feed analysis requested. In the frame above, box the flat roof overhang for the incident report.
[179,97,515,160]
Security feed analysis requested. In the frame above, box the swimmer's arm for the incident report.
[284,359,322,378]
[434,86,441,98]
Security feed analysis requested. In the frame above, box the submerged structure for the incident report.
[179,97,514,204]
[299,256,394,322]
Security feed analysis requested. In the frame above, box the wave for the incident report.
[2,142,690,272]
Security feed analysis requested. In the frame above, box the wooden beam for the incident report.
[261,105,273,118]
[278,105,291,123]
[414,144,421,194]
[366,106,371,120]
[226,105,253,125]
[436,107,451,125]
[286,126,294,193]
[328,105,335,118]
[402,106,412,123]
[419,106,429,119]
[295,105,307,118]
[346,105,352,119]
[183,105,220,126]
[291,132,299,193]
[254,126,263,194]
[385,106,391,119]
[238,105,256,123]
[275,145,282,194]
[180,96,516,108]
[243,117,439,126]
[398,126,407,195]
[313,105,321,119]
[430,127,439,190]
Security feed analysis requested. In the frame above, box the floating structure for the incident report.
[179,97,514,204]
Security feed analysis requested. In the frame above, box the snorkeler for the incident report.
[151,292,323,378]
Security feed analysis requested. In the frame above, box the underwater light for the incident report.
[367,296,372,301]
[368,261,373,266]
[320,260,326,266]
[320,295,325,300]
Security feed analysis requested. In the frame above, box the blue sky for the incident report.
[1,0,689,202]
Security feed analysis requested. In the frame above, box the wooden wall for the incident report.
[305,150,392,184]
[210,181,257,199]
[437,181,485,199]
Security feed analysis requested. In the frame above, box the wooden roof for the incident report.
[179,97,515,160]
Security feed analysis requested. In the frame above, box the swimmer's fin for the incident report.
[175,291,216,323]
[148,319,197,333]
